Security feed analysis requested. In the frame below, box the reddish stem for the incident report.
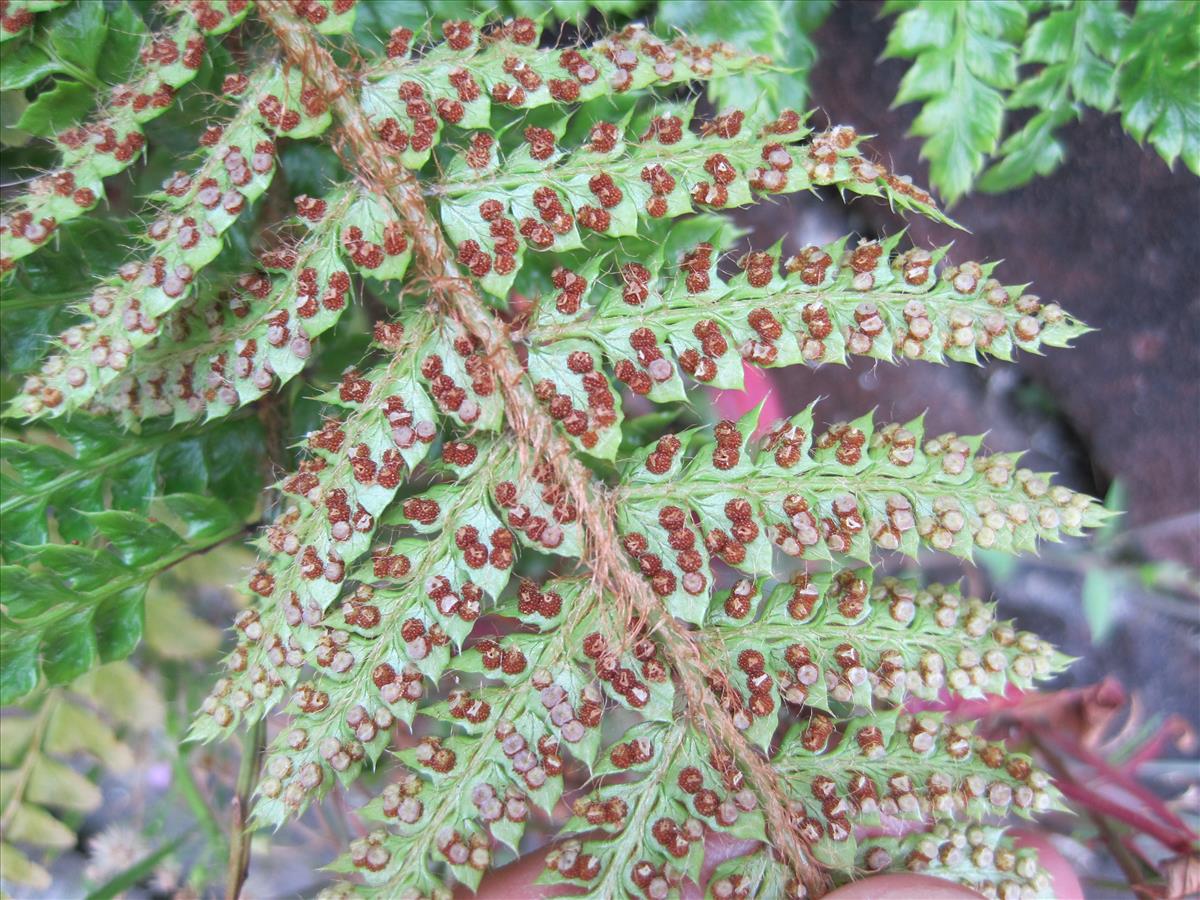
[1054,779,1193,854]
[1041,732,1196,840]
[1120,716,1193,774]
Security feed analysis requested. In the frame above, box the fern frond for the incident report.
[1,493,245,702]
[614,403,1107,623]
[882,0,1027,203]
[1114,0,1200,176]
[436,108,950,299]
[0,0,1112,894]
[0,416,262,558]
[978,1,1126,192]
[0,3,245,267]
[203,6,1107,895]
[527,235,1087,457]
[10,62,332,419]
[883,0,1198,196]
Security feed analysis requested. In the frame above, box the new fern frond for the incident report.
[0,2,1114,897]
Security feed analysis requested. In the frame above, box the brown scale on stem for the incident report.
[254,2,827,894]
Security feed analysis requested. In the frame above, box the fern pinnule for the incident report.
[699,573,1068,744]
[191,317,442,740]
[525,239,1090,459]
[532,236,1089,391]
[613,402,1106,622]
[436,110,952,302]
[0,0,66,42]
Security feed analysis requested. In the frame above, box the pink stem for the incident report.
[1042,732,1196,839]
[1120,716,1191,774]
[1055,780,1194,854]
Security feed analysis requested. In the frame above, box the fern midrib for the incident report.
[432,130,810,199]
[700,618,992,664]
[2,517,245,630]
[532,282,1032,345]
[619,466,996,506]
[0,431,175,517]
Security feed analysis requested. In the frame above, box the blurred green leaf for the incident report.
[0,842,51,890]
[1137,560,1200,595]
[8,803,75,848]
[95,2,148,84]
[43,1,107,76]
[144,589,222,661]
[45,701,133,770]
[15,78,93,136]
[26,754,102,811]
[1082,567,1118,643]
[279,141,346,197]
[0,42,59,89]
[73,661,164,730]
[2,668,162,889]
[1116,0,1200,175]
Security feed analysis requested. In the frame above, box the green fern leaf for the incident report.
[884,0,1027,203]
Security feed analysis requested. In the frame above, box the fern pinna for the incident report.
[1,1,1107,897]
